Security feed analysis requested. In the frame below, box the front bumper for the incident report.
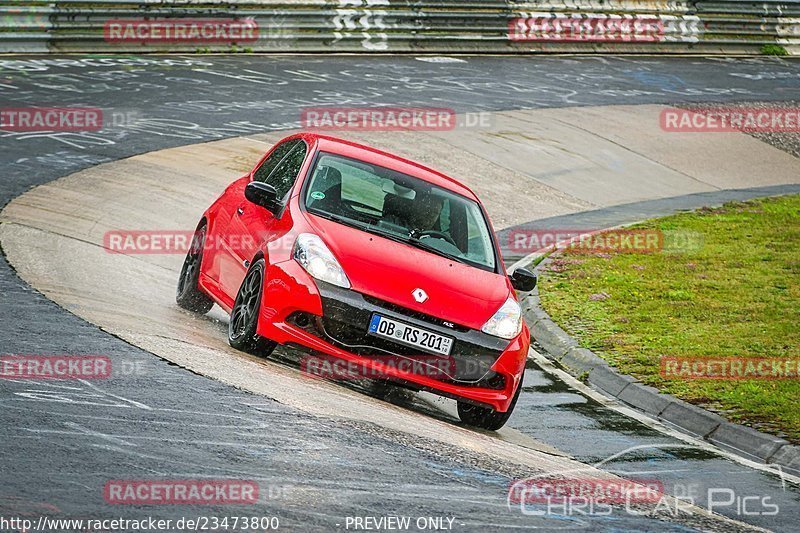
[258,259,529,412]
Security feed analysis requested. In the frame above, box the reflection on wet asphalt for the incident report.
[2,54,799,531]
[265,346,798,530]
[508,361,798,531]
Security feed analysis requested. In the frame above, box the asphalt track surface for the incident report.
[1,55,799,532]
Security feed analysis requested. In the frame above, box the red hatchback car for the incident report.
[176,133,537,429]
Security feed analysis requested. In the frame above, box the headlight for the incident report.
[293,233,351,289]
[481,296,522,340]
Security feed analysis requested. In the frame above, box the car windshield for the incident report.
[304,152,497,271]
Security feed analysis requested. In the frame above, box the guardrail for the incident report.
[1,1,798,54]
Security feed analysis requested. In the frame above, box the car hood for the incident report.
[307,214,511,330]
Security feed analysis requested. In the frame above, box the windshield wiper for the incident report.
[406,236,468,264]
[360,224,413,246]
[315,213,468,265]
[362,225,468,264]
[309,210,365,231]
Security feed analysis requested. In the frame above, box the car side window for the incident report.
[253,140,299,183]
[264,141,308,201]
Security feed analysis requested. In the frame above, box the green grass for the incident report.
[761,44,789,56]
[538,195,800,441]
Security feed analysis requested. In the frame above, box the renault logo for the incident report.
[412,288,428,303]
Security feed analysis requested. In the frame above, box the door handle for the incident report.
[236,207,245,216]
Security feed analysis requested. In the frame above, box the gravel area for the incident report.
[681,101,800,159]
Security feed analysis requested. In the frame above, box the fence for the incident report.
[1,0,798,54]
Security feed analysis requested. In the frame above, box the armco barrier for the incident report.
[0,1,798,55]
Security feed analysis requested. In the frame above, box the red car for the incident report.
[176,133,537,429]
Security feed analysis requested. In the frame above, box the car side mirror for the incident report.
[510,268,537,292]
[245,182,280,213]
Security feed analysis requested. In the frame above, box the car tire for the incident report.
[176,224,214,314]
[457,372,524,431]
[228,258,277,356]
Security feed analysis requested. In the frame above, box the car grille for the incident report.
[285,282,509,390]
[361,295,470,332]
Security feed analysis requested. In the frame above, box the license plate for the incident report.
[368,314,454,356]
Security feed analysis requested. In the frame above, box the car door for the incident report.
[222,139,308,299]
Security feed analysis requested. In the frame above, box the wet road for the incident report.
[1,55,799,531]
[511,362,796,529]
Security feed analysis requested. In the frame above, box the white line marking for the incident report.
[78,378,152,410]
[528,348,800,486]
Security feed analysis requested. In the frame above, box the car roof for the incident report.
[289,133,480,201]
